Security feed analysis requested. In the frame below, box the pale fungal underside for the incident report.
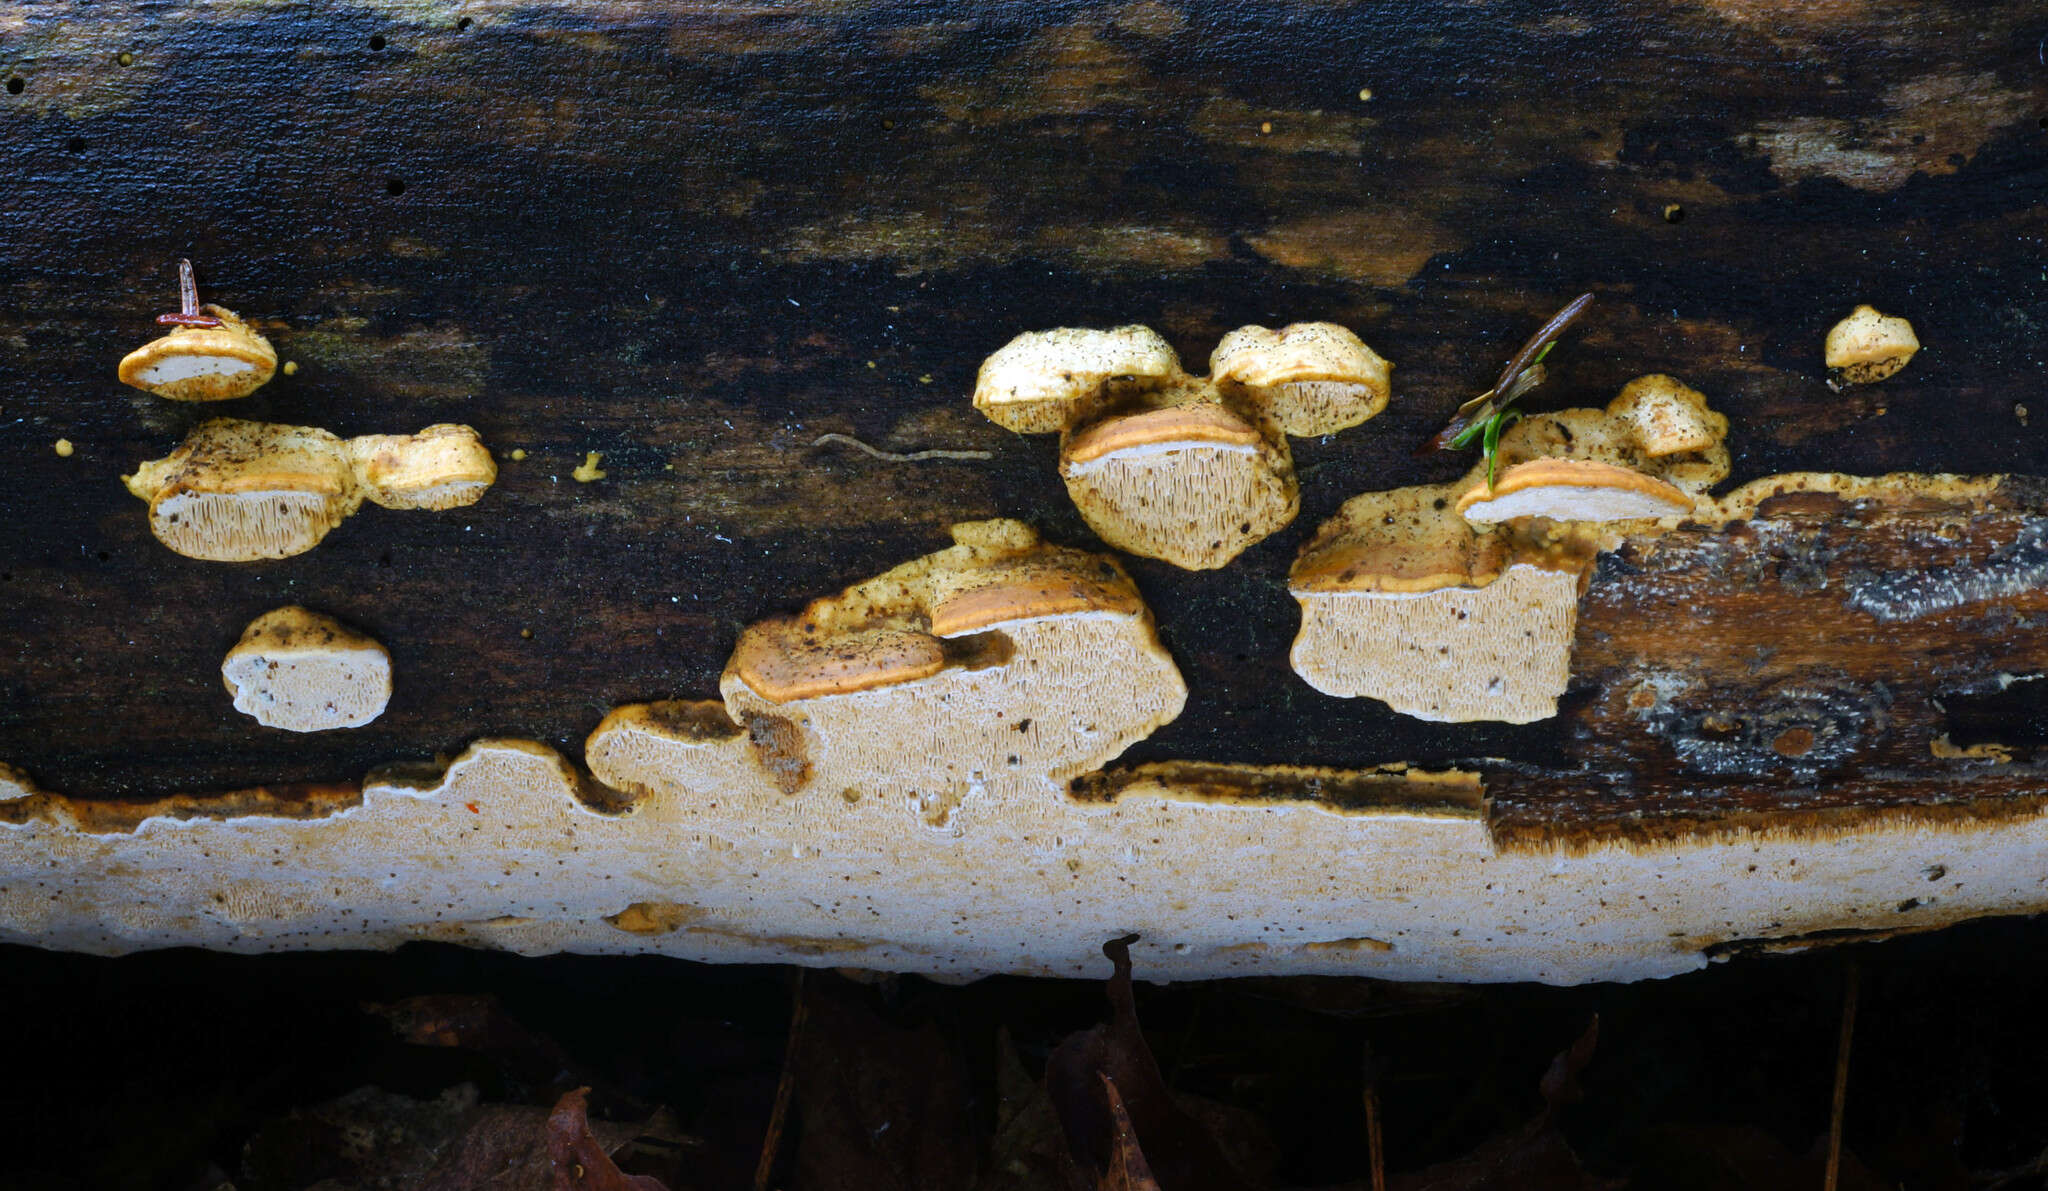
[221,607,392,732]
[1291,376,1730,723]
[972,320,1392,569]
[1,483,2040,983]
[117,305,278,402]
[587,518,1188,832]
[4,736,2044,984]
[124,418,497,561]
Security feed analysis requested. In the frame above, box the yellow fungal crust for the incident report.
[1289,376,1731,722]
[348,424,498,510]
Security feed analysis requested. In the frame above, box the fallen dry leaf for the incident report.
[1101,1073,1165,1191]
[1045,936,1254,1191]
[787,974,978,1191]
[1382,1019,1620,1191]
[548,1087,670,1191]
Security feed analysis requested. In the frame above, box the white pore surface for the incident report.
[139,355,256,384]
[223,645,392,731]
[1462,484,1684,524]
[4,737,2040,984]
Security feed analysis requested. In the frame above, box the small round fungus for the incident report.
[1060,402,1296,570]
[53,438,73,458]
[1209,321,1392,437]
[221,606,392,732]
[116,260,278,402]
[1825,305,1919,386]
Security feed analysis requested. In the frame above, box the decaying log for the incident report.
[6,474,2047,983]
[3,2,2046,980]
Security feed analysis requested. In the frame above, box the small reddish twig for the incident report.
[753,969,808,1191]
[156,259,222,327]
[1824,959,1860,1191]
[1363,1042,1386,1191]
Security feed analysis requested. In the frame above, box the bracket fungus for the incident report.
[586,518,1187,831]
[116,260,278,402]
[971,321,1392,569]
[1825,304,1920,387]
[222,607,392,731]
[1291,375,1729,723]
[124,418,496,561]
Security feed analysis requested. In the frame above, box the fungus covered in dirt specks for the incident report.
[124,418,495,561]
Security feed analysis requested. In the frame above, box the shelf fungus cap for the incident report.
[1608,374,1728,458]
[1824,305,1919,385]
[730,618,948,704]
[1456,459,1696,525]
[117,306,278,402]
[123,418,363,562]
[1060,402,1296,570]
[972,325,1179,434]
[1210,322,1392,436]
[347,424,497,510]
[221,606,392,731]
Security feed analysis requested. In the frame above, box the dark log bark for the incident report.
[1,1,2044,843]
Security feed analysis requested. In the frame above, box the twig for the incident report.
[1420,292,1593,457]
[811,432,992,462]
[1824,959,1860,1191]
[157,258,223,327]
[1363,1042,1386,1191]
[753,969,809,1191]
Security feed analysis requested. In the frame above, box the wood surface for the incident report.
[2,1,2046,845]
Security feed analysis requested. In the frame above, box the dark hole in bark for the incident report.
[1942,673,2048,752]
